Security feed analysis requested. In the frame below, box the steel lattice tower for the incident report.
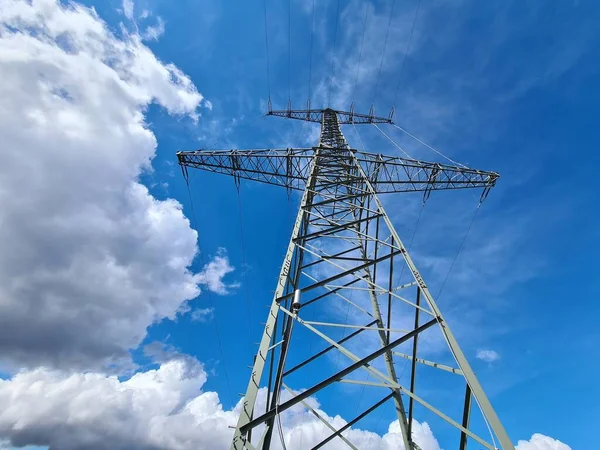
[178,108,513,450]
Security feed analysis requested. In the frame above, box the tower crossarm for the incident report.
[177,148,498,195]
[177,148,314,191]
[354,151,499,194]
[267,108,393,124]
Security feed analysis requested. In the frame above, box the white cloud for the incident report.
[0,358,577,450]
[0,358,442,450]
[0,359,235,450]
[143,16,165,41]
[0,0,220,371]
[516,434,572,450]
[197,249,239,295]
[476,349,501,363]
[190,307,214,322]
[122,0,134,20]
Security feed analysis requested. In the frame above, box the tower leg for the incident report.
[350,150,514,450]
[230,150,321,450]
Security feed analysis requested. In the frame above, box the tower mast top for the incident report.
[267,105,394,124]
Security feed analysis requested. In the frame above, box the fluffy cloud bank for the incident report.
[0,358,441,450]
[0,359,234,450]
[516,434,572,450]
[0,0,223,371]
[0,358,572,450]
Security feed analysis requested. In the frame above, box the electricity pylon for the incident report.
[178,107,513,450]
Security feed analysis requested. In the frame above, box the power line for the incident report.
[392,0,421,110]
[373,0,397,107]
[184,179,234,406]
[288,0,292,103]
[263,0,271,101]
[307,0,315,105]
[372,122,414,159]
[392,123,467,167]
[394,201,425,291]
[437,204,480,301]
[236,187,255,357]
[327,0,341,107]
[351,4,370,104]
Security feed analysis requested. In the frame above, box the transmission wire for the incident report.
[333,287,356,372]
[372,123,414,159]
[391,123,467,168]
[364,358,412,449]
[394,201,425,288]
[263,0,272,100]
[392,0,421,110]
[373,0,397,107]
[436,203,480,301]
[288,0,292,104]
[236,187,255,357]
[364,403,386,449]
[351,4,370,104]
[307,0,315,104]
[327,0,341,107]
[184,178,234,406]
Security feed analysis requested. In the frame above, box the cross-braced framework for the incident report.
[178,108,513,450]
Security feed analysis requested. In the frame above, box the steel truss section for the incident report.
[178,143,499,198]
[266,107,393,124]
[179,108,513,450]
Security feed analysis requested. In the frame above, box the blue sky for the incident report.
[0,0,598,449]
[128,0,598,446]
[132,0,598,446]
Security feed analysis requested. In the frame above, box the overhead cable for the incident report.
[373,0,397,107]
[351,4,370,103]
[372,123,414,159]
[184,178,234,406]
[392,0,421,110]
[436,204,480,302]
[392,123,468,168]
[288,0,292,103]
[327,0,341,107]
[307,0,315,104]
[263,0,271,100]
[236,187,255,356]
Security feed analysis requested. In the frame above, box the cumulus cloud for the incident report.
[0,359,234,450]
[122,0,134,20]
[190,307,214,322]
[476,349,500,363]
[0,0,226,371]
[196,248,239,294]
[143,16,165,41]
[516,434,572,450]
[0,358,442,450]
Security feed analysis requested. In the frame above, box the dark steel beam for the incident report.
[275,249,404,304]
[282,319,378,377]
[408,288,422,436]
[312,393,395,450]
[459,383,473,450]
[239,318,438,434]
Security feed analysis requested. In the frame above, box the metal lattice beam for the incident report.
[266,107,393,124]
[179,108,514,450]
[177,150,499,196]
